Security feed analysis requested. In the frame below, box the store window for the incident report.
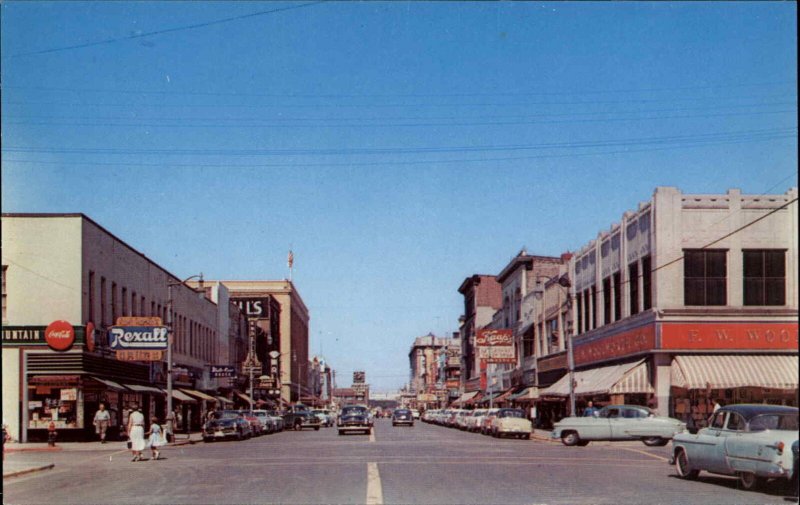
[684,249,727,306]
[28,376,82,430]
[743,249,786,306]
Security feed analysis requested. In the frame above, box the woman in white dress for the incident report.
[127,405,146,462]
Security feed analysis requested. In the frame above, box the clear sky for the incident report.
[2,2,797,392]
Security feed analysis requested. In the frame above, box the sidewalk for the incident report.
[3,432,204,479]
[531,428,556,442]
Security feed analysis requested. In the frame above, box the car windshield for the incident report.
[395,410,410,415]
[499,409,524,418]
[218,411,240,419]
[342,407,367,415]
[749,413,800,432]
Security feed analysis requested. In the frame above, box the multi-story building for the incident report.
[409,333,459,408]
[457,275,502,394]
[536,187,798,427]
[1,214,226,441]
[209,280,309,406]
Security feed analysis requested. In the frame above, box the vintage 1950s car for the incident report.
[671,404,799,491]
[490,408,532,439]
[552,405,686,446]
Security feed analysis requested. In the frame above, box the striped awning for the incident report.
[455,391,479,404]
[494,387,518,404]
[179,388,218,402]
[671,355,799,390]
[541,360,651,396]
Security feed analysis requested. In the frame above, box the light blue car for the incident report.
[671,404,799,491]
[551,404,686,446]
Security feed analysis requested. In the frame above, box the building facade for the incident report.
[457,275,502,393]
[1,214,224,441]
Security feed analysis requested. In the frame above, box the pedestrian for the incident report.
[529,405,538,428]
[583,401,599,417]
[176,409,184,434]
[146,416,166,461]
[712,399,722,413]
[93,403,111,443]
[164,410,175,443]
[207,408,217,422]
[127,404,146,462]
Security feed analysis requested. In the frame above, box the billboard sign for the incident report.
[353,371,366,384]
[476,329,515,363]
[108,326,169,350]
[476,329,513,346]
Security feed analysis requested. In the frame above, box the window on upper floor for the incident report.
[602,277,612,324]
[613,272,621,321]
[743,250,786,306]
[629,262,639,316]
[642,255,652,310]
[684,249,727,306]
[2,265,8,322]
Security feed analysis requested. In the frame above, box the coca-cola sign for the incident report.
[476,329,513,346]
[108,326,169,350]
[45,320,75,351]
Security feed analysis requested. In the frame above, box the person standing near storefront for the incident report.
[93,403,111,443]
[713,399,722,413]
[127,404,146,462]
[164,410,175,443]
[583,401,599,417]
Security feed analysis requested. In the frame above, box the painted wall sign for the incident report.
[574,324,656,366]
[108,326,168,350]
[537,353,568,372]
[45,320,75,351]
[660,322,799,350]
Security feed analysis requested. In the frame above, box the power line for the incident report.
[9,2,326,58]
[2,127,794,156]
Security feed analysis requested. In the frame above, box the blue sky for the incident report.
[2,2,797,391]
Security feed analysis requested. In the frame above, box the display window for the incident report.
[28,375,82,429]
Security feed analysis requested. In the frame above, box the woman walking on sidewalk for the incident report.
[127,405,146,462]
[146,416,166,461]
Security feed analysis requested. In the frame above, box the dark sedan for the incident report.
[338,405,372,435]
[203,411,252,442]
[392,408,414,427]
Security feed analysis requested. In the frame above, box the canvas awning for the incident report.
[123,384,165,395]
[90,377,127,391]
[494,387,518,404]
[455,391,479,404]
[179,388,218,402]
[234,392,253,404]
[216,396,234,405]
[167,389,197,402]
[509,387,539,402]
[671,355,799,390]
[541,359,652,397]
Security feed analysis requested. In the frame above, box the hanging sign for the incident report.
[108,326,169,350]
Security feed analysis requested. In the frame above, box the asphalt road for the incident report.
[4,419,797,505]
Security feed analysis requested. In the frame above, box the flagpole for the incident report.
[288,247,294,282]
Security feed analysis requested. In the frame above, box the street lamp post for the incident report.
[167,273,204,419]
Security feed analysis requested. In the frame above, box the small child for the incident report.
[146,416,166,460]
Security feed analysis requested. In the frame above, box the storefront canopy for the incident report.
[455,391,479,404]
[541,360,653,397]
[493,387,517,404]
[234,392,253,404]
[179,388,218,402]
[166,389,197,403]
[90,377,127,391]
[123,384,165,395]
[509,387,539,402]
[671,355,799,390]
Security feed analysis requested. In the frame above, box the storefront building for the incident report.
[457,275,502,394]
[2,214,224,441]
[538,187,798,425]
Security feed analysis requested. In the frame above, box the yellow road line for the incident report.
[621,447,670,462]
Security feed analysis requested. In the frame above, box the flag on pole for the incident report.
[288,250,294,269]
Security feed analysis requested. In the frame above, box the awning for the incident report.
[215,396,234,405]
[179,388,218,402]
[455,391,479,404]
[167,389,197,403]
[494,387,518,404]
[541,359,652,397]
[123,384,165,395]
[671,355,799,390]
[234,392,253,403]
[90,377,127,391]
[509,387,539,402]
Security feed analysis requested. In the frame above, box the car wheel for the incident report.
[738,472,765,491]
[314,427,320,431]
[338,430,344,436]
[524,434,531,440]
[674,448,699,480]
[294,421,302,431]
[561,431,580,446]
[642,436,665,447]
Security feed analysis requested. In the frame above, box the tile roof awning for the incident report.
[179,388,218,402]
[671,355,799,390]
[123,384,166,395]
[541,360,651,397]
[90,377,127,390]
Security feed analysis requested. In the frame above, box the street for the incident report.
[4,420,796,505]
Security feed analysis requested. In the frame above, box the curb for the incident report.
[3,463,55,479]
[5,446,64,453]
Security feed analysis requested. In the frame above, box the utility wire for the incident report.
[8,2,325,58]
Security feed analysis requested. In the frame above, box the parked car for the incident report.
[410,409,421,420]
[238,411,264,436]
[252,410,276,434]
[670,404,799,491]
[283,410,322,431]
[491,408,532,439]
[467,409,488,433]
[481,408,500,435]
[392,408,414,427]
[552,405,685,446]
[338,405,373,435]
[266,410,285,431]
[203,411,252,442]
[312,409,335,427]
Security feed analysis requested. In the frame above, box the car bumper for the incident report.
[393,419,414,425]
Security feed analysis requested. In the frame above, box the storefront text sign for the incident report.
[45,320,75,351]
[476,329,513,346]
[116,350,165,361]
[660,322,799,350]
[574,324,656,366]
[2,327,45,344]
[210,365,237,378]
[108,326,168,350]
[477,329,516,364]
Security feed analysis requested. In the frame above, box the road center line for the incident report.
[366,462,383,505]
[621,447,670,462]
[369,430,376,443]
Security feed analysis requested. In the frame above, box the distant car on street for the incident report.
[312,409,335,427]
[203,410,252,442]
[392,408,414,427]
[338,405,373,435]
[410,409,421,420]
[551,405,685,446]
[670,404,799,491]
[490,408,532,439]
[283,404,322,431]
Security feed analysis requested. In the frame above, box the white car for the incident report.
[410,409,421,420]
